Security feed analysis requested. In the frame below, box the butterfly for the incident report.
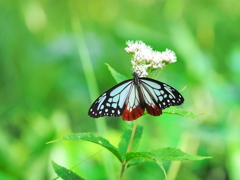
[88,72,184,121]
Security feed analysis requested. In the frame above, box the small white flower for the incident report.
[125,41,177,77]
[125,40,152,54]
[133,65,150,77]
[161,49,177,63]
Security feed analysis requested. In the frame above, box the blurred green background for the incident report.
[1,0,240,179]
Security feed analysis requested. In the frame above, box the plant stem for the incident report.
[118,119,139,180]
[127,119,139,153]
[70,10,114,180]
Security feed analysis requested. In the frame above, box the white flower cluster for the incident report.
[125,40,177,77]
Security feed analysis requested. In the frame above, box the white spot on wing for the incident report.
[112,103,117,108]
[159,96,163,101]
[164,86,176,98]
[112,95,119,103]
[154,89,161,96]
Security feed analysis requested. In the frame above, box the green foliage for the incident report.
[50,125,210,178]
[1,1,239,179]
[49,65,210,178]
[162,107,203,118]
[48,133,122,162]
[52,160,84,180]
[105,63,128,83]
[118,125,143,160]
[125,148,210,163]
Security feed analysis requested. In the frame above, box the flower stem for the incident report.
[118,119,139,180]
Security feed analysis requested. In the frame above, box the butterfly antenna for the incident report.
[179,85,187,92]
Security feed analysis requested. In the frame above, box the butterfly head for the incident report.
[132,71,139,77]
[132,72,141,86]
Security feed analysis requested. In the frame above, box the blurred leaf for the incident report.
[0,171,16,180]
[148,147,211,161]
[118,125,143,159]
[127,158,153,167]
[162,107,203,118]
[123,121,135,127]
[125,147,210,177]
[105,63,128,83]
[125,152,156,162]
[125,147,210,162]
[52,160,84,180]
[125,151,167,177]
[47,133,122,162]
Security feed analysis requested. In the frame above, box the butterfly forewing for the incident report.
[88,73,184,120]
[88,80,133,118]
[140,78,184,109]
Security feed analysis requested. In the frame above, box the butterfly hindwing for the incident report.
[88,73,184,121]
[88,79,133,118]
[139,82,163,116]
[121,85,145,120]
[139,77,184,110]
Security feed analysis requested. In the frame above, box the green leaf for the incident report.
[125,152,156,162]
[162,107,204,118]
[125,147,211,177]
[127,158,153,167]
[148,147,211,161]
[118,125,143,159]
[52,160,84,180]
[125,147,210,163]
[47,133,122,162]
[125,152,168,178]
[105,63,128,83]
[123,121,135,128]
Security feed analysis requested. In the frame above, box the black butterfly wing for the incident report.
[88,79,134,118]
[139,77,184,113]
[89,76,184,120]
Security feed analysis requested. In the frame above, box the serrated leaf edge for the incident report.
[48,133,123,162]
